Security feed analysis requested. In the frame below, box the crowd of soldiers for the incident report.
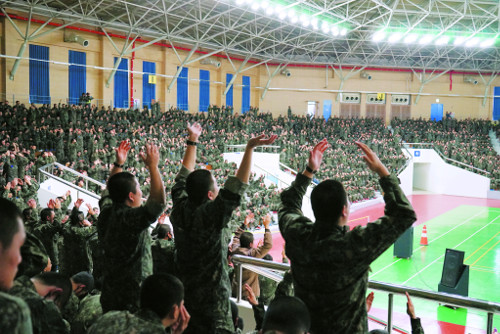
[392,117,500,190]
[1,98,496,333]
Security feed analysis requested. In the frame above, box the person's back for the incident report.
[151,225,175,275]
[97,141,166,313]
[279,140,417,333]
[171,123,275,334]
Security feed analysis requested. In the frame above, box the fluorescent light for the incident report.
[311,17,318,29]
[235,0,244,4]
[454,36,466,46]
[300,14,310,27]
[277,6,287,19]
[435,36,449,45]
[265,6,274,15]
[404,34,418,44]
[418,34,433,45]
[331,26,339,36]
[372,30,386,42]
[321,21,330,33]
[340,28,347,36]
[480,38,496,48]
[261,1,269,9]
[388,32,402,43]
[287,9,296,18]
[251,2,260,10]
[465,37,480,47]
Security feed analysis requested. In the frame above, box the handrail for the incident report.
[52,162,106,187]
[38,169,101,200]
[403,143,491,175]
[231,254,499,334]
[38,162,105,195]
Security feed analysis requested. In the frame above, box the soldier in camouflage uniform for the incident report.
[9,272,72,334]
[279,140,417,334]
[97,140,166,313]
[87,274,189,334]
[171,123,276,334]
[0,198,34,334]
[33,208,64,272]
[151,223,176,275]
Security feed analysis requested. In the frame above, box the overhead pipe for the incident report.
[0,12,497,76]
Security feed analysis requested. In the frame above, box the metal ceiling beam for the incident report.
[167,44,198,92]
[223,55,250,96]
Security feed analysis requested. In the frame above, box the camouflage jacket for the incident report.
[70,293,102,334]
[87,309,165,334]
[0,291,33,334]
[9,276,69,334]
[97,189,165,312]
[151,238,176,275]
[171,165,248,334]
[279,173,416,334]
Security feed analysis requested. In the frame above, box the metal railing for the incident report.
[38,162,105,200]
[403,142,491,176]
[232,254,500,334]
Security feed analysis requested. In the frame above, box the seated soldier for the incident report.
[87,274,190,334]
[9,272,72,334]
[0,198,33,333]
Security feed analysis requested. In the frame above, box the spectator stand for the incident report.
[37,161,103,216]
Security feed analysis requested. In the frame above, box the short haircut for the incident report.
[33,272,72,309]
[107,172,137,203]
[140,274,184,319]
[40,208,54,222]
[22,208,33,220]
[262,296,311,334]
[0,198,22,249]
[263,254,273,261]
[156,224,171,239]
[310,179,347,222]
[186,169,215,205]
[71,272,94,292]
[240,232,254,248]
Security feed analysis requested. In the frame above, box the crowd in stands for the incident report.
[392,117,500,190]
[1,98,498,334]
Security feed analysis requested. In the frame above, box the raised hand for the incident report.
[405,292,417,319]
[308,139,329,172]
[139,143,160,168]
[171,303,191,334]
[366,292,374,312]
[115,140,131,165]
[244,283,259,306]
[247,134,278,149]
[355,141,390,177]
[74,198,84,209]
[187,122,202,142]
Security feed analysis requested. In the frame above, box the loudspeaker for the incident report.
[440,249,465,288]
[394,227,413,258]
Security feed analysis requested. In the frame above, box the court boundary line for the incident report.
[464,231,500,262]
[470,239,500,266]
[401,212,500,285]
[371,209,488,278]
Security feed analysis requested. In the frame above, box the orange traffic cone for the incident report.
[420,225,429,246]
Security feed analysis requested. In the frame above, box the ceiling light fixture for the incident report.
[372,30,386,42]
[480,38,495,48]
[404,34,418,44]
[454,36,466,46]
[340,28,347,36]
[418,34,433,45]
[435,36,449,45]
[465,37,480,47]
[321,21,330,33]
[388,32,402,43]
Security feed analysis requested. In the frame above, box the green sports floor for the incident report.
[366,198,500,333]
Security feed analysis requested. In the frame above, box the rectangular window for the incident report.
[242,75,250,113]
[114,57,129,108]
[226,73,233,107]
[494,87,500,121]
[68,50,86,105]
[143,61,156,108]
[177,67,189,110]
[29,44,50,104]
[199,70,210,112]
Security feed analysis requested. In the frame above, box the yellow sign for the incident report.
[377,93,385,100]
[148,75,157,84]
